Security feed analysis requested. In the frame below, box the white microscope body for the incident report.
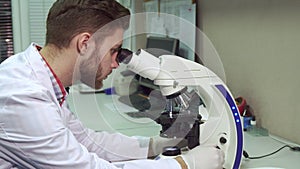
[118,49,243,169]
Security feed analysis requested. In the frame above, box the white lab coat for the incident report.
[0,43,180,169]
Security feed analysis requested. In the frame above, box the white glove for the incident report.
[180,145,224,169]
[148,136,187,157]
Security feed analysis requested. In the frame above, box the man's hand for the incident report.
[176,146,224,169]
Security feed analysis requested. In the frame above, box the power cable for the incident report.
[243,145,300,160]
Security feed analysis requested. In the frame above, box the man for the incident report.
[0,0,224,168]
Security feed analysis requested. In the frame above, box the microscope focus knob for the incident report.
[162,146,181,156]
[219,137,227,144]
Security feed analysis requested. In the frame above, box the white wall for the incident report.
[12,0,56,53]
[199,0,300,144]
[12,0,30,53]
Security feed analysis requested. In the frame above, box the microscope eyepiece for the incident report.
[116,48,133,64]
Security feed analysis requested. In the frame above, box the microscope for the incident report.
[117,49,243,169]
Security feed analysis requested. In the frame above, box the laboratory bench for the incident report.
[67,87,300,169]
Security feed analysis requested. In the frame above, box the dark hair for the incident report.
[45,0,130,48]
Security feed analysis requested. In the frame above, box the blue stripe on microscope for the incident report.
[215,84,243,169]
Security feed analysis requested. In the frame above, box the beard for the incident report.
[80,63,103,89]
[78,49,104,89]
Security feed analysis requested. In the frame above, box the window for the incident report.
[28,0,55,46]
[0,0,13,63]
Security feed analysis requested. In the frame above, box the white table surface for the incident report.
[67,88,300,169]
[67,88,161,136]
[241,133,300,169]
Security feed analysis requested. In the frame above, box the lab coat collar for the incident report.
[30,43,67,106]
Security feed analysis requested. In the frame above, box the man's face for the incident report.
[78,28,124,89]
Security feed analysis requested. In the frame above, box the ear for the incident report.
[77,33,91,54]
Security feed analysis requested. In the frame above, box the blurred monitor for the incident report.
[125,36,180,111]
[136,36,180,90]
[145,36,179,57]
